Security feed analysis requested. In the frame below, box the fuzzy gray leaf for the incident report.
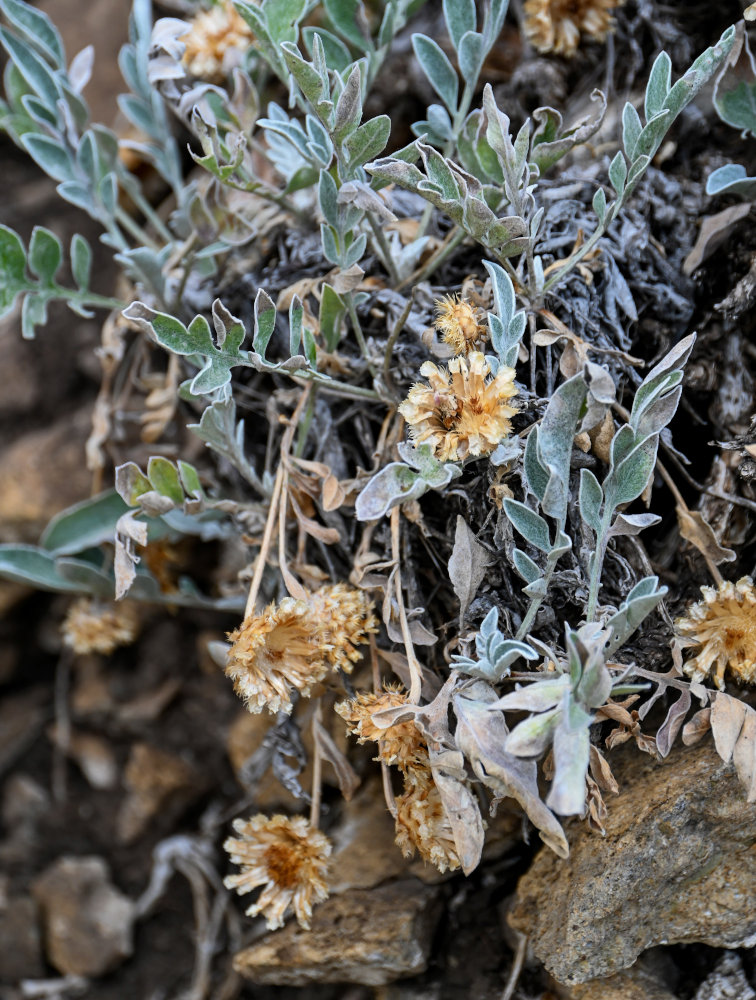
[448,516,489,621]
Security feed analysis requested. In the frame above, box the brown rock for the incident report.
[509,741,756,985]
[0,407,93,542]
[32,856,134,977]
[233,880,442,986]
[568,966,677,1000]
[116,742,201,843]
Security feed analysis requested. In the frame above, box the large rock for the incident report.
[233,880,441,986]
[32,856,135,977]
[509,741,756,985]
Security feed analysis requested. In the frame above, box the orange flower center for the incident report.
[263,842,302,890]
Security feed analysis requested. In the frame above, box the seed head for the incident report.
[677,577,756,690]
[524,0,622,57]
[181,1,254,80]
[399,351,518,462]
[434,295,486,356]
[224,814,331,929]
[61,598,139,656]
[336,686,427,770]
[394,765,460,873]
[309,583,378,675]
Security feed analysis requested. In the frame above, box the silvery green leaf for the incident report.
[354,463,431,520]
[253,288,277,356]
[344,114,390,167]
[70,233,91,292]
[288,294,303,356]
[40,490,129,556]
[262,0,308,44]
[21,291,48,339]
[664,26,735,123]
[605,575,667,656]
[622,101,642,160]
[443,0,475,50]
[318,168,339,227]
[607,512,661,540]
[301,26,352,73]
[592,186,607,223]
[546,714,590,815]
[343,232,367,268]
[321,223,339,264]
[503,499,551,553]
[489,437,521,466]
[645,50,671,119]
[605,435,658,509]
[0,26,59,107]
[448,515,489,621]
[579,468,603,533]
[412,33,459,113]
[458,31,484,82]
[20,134,75,184]
[323,0,371,52]
[530,90,606,175]
[453,689,569,858]
[608,151,627,195]
[537,373,588,520]
[281,40,328,112]
[319,284,346,352]
[523,425,549,502]
[513,547,541,585]
[706,163,756,199]
[0,223,28,317]
[491,676,570,713]
[1,0,65,66]
[0,545,86,593]
[333,63,362,141]
[506,705,562,757]
[483,258,515,326]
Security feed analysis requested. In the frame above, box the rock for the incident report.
[330,778,448,891]
[0,408,93,542]
[0,895,44,983]
[509,742,756,985]
[116,742,201,843]
[692,953,756,1000]
[233,880,442,986]
[568,966,678,1000]
[32,856,135,977]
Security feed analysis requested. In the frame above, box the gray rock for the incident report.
[692,953,756,1000]
[32,856,135,977]
[509,741,756,984]
[233,880,442,986]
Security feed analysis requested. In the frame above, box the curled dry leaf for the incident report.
[710,692,756,802]
[677,507,736,565]
[312,716,360,801]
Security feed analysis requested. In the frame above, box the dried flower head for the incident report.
[224,814,331,929]
[61,598,138,655]
[434,295,486,356]
[336,686,427,769]
[677,577,756,689]
[309,583,378,674]
[399,351,518,462]
[226,585,376,714]
[394,766,460,873]
[181,1,254,81]
[226,597,328,715]
[524,0,622,57]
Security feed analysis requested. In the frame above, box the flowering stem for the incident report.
[309,702,324,829]
[244,463,284,619]
[391,507,424,703]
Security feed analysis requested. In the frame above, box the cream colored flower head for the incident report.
[677,577,756,690]
[524,0,622,57]
[394,765,460,873]
[226,585,377,714]
[181,1,254,80]
[61,598,138,656]
[336,686,428,770]
[309,583,378,674]
[434,295,486,356]
[224,814,331,929]
[399,351,518,463]
[226,597,328,715]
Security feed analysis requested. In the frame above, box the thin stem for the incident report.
[397,226,466,292]
[345,292,376,376]
[294,386,317,457]
[501,933,527,1000]
[309,703,323,828]
[382,291,414,399]
[120,179,175,245]
[515,545,562,641]
[244,463,284,618]
[390,507,424,704]
[114,204,161,252]
[367,214,400,285]
[292,374,388,403]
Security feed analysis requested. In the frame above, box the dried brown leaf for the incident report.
[448,516,489,622]
[677,507,736,565]
[711,692,756,802]
[682,707,712,745]
[429,746,484,875]
[313,717,360,801]
[683,204,751,275]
